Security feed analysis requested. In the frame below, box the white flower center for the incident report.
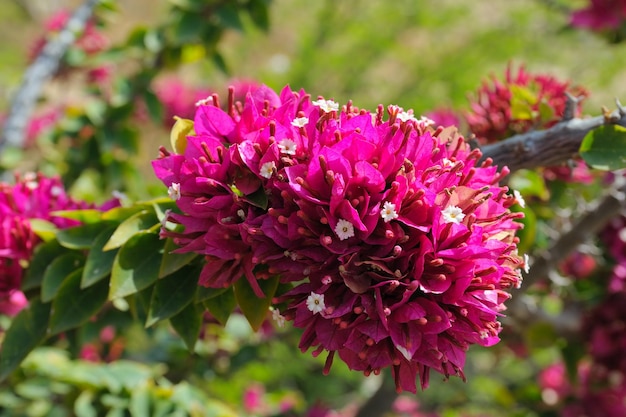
[380,201,399,223]
[334,218,355,240]
[441,205,465,224]
[306,292,326,314]
[195,96,213,107]
[312,99,339,113]
[278,139,297,155]
[271,308,286,328]
[260,161,276,179]
[168,183,181,201]
[513,190,526,208]
[291,117,309,128]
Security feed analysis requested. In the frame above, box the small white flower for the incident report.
[161,209,172,228]
[513,190,526,208]
[419,115,435,127]
[523,254,531,274]
[271,308,286,328]
[112,190,128,202]
[237,209,246,220]
[278,139,297,155]
[306,292,326,314]
[397,110,417,123]
[260,161,276,179]
[380,201,399,223]
[50,185,63,197]
[441,158,455,168]
[168,183,181,201]
[334,218,355,240]
[291,117,309,128]
[312,99,339,113]
[195,96,213,107]
[441,205,465,224]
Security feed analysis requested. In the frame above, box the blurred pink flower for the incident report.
[153,85,525,393]
[0,173,119,315]
[570,0,626,31]
[465,64,587,144]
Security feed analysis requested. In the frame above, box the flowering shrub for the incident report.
[153,84,527,392]
[0,173,117,316]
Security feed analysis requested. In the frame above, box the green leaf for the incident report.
[510,85,537,121]
[159,238,199,278]
[101,205,146,222]
[248,0,270,32]
[243,187,268,210]
[28,219,58,242]
[173,11,206,44]
[82,224,119,289]
[49,269,109,335]
[22,240,68,291]
[216,4,244,31]
[0,299,51,381]
[234,276,279,331]
[104,210,159,251]
[41,252,86,303]
[580,124,626,170]
[143,89,164,124]
[196,285,229,303]
[109,232,164,299]
[146,266,198,327]
[204,287,235,325]
[50,209,103,224]
[170,302,202,351]
[56,222,116,250]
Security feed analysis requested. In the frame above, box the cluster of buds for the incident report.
[153,84,527,392]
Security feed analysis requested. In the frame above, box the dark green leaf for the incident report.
[0,299,51,381]
[49,269,109,335]
[82,224,119,288]
[204,287,235,325]
[22,240,68,291]
[41,252,86,303]
[211,51,229,74]
[143,89,164,124]
[170,302,203,351]
[56,222,117,250]
[216,4,244,31]
[146,267,198,327]
[159,238,199,278]
[173,12,205,44]
[243,187,268,210]
[109,232,164,299]
[104,210,159,251]
[234,275,279,331]
[580,124,626,170]
[196,285,229,303]
[248,0,270,31]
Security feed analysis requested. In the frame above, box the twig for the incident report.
[480,104,626,174]
[0,0,101,153]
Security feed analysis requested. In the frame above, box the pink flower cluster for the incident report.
[465,64,587,144]
[153,77,260,128]
[539,360,626,417]
[153,84,526,392]
[570,0,626,32]
[0,173,117,316]
[599,216,626,292]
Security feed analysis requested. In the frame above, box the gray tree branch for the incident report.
[0,0,100,153]
[480,101,626,174]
